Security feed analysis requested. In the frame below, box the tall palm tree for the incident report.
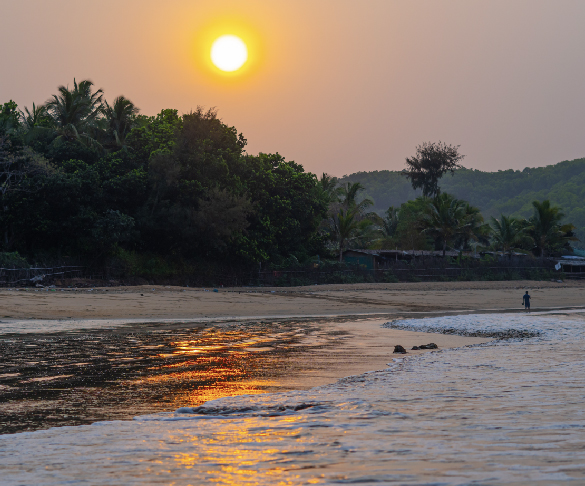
[529,200,577,257]
[338,182,367,208]
[382,206,399,238]
[456,202,491,251]
[44,78,104,146]
[326,181,380,260]
[421,193,468,256]
[490,215,533,258]
[102,95,139,148]
[337,182,376,218]
[319,173,339,203]
[331,207,360,262]
[372,206,400,249]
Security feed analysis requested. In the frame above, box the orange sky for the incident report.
[3,0,585,176]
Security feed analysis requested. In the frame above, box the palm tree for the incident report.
[319,173,339,203]
[490,215,533,258]
[529,200,577,257]
[456,202,491,252]
[44,78,104,146]
[382,206,399,237]
[331,207,360,261]
[325,181,380,260]
[421,193,468,256]
[102,95,139,148]
[338,182,366,208]
[372,206,400,249]
[337,182,377,219]
[21,103,50,130]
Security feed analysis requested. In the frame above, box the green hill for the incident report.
[340,158,585,248]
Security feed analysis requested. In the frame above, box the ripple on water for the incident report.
[1,312,585,485]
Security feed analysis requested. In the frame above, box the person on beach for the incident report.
[522,291,531,312]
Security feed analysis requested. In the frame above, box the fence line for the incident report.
[257,261,562,286]
[0,260,573,287]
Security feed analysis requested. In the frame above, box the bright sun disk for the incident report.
[210,35,248,72]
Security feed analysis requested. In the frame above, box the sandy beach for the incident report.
[1,280,583,320]
[1,280,583,433]
[3,282,585,483]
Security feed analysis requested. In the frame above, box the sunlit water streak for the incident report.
[1,312,585,485]
[0,322,333,433]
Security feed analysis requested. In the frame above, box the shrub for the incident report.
[0,252,30,268]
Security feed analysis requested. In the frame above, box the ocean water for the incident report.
[1,312,585,485]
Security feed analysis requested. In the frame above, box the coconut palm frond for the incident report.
[102,95,139,147]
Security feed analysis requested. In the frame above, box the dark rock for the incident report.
[419,343,438,349]
[393,345,407,354]
[411,346,420,350]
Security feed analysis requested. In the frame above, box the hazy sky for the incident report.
[2,0,585,176]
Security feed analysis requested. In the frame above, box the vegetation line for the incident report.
[0,82,579,286]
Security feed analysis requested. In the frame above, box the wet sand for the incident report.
[273,319,491,390]
[4,312,585,484]
[0,316,489,433]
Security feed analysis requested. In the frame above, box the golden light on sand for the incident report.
[210,35,248,72]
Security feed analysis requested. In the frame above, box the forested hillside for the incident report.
[340,159,585,247]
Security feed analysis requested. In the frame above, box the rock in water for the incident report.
[411,346,420,350]
[393,345,407,354]
[419,343,438,349]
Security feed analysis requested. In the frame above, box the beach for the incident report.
[1,280,583,434]
[0,280,583,321]
[2,308,585,483]
[0,281,497,433]
[2,281,585,483]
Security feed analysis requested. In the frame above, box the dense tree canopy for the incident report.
[0,79,580,284]
[0,80,329,276]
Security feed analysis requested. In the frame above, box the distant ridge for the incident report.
[339,157,585,247]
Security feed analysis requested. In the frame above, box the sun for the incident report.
[210,35,248,72]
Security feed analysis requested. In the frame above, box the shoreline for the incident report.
[0,314,490,434]
[3,281,582,434]
[3,304,585,336]
[4,312,583,484]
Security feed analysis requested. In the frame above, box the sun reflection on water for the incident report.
[125,326,308,409]
[169,416,310,485]
[0,318,337,434]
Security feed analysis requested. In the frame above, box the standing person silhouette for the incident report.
[522,291,531,312]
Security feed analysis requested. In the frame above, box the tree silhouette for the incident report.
[404,141,465,197]
[102,96,139,148]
